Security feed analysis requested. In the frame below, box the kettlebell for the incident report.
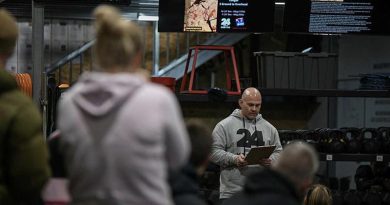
[278,130,293,147]
[300,130,320,152]
[329,177,339,190]
[378,127,390,154]
[328,129,347,154]
[332,190,344,205]
[362,190,383,205]
[340,127,363,153]
[344,190,363,205]
[361,128,383,154]
[382,166,390,192]
[355,165,375,191]
[316,128,330,153]
[383,193,390,205]
[340,177,351,192]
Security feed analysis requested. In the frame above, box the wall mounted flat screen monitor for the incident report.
[283,0,390,35]
[158,0,275,33]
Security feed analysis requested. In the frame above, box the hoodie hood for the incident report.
[230,109,263,122]
[71,72,144,117]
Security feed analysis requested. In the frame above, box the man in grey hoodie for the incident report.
[210,87,283,200]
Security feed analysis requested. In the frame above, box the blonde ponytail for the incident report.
[93,5,122,38]
[93,5,142,71]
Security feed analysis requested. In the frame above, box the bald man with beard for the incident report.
[210,87,283,201]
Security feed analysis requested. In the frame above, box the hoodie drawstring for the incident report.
[255,118,259,147]
[242,117,259,156]
[242,118,246,156]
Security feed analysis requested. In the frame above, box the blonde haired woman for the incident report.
[57,5,190,205]
[304,184,333,205]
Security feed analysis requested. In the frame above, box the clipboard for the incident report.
[245,145,276,165]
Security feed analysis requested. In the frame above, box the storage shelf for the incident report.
[253,51,338,57]
[177,94,239,103]
[319,153,390,162]
[259,89,390,97]
[177,89,390,102]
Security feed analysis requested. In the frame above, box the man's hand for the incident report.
[235,154,248,167]
[259,158,271,167]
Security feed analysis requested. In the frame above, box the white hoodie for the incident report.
[57,72,190,205]
[210,109,282,199]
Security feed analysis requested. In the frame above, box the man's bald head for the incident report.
[241,87,261,101]
[0,9,18,58]
[239,87,262,120]
[273,141,319,199]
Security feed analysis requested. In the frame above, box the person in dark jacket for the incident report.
[223,141,319,205]
[170,120,213,205]
[0,8,51,205]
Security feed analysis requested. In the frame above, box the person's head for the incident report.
[273,141,319,200]
[0,8,18,67]
[304,184,332,205]
[186,120,213,175]
[93,5,143,73]
[239,87,262,120]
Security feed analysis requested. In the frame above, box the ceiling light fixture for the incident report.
[138,15,159,21]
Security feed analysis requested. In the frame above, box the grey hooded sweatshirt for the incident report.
[57,72,190,205]
[210,109,282,199]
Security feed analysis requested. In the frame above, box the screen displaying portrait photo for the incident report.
[159,0,275,33]
[184,0,218,32]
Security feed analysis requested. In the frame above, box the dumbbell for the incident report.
[355,165,375,191]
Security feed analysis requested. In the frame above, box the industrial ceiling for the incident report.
[0,0,158,19]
